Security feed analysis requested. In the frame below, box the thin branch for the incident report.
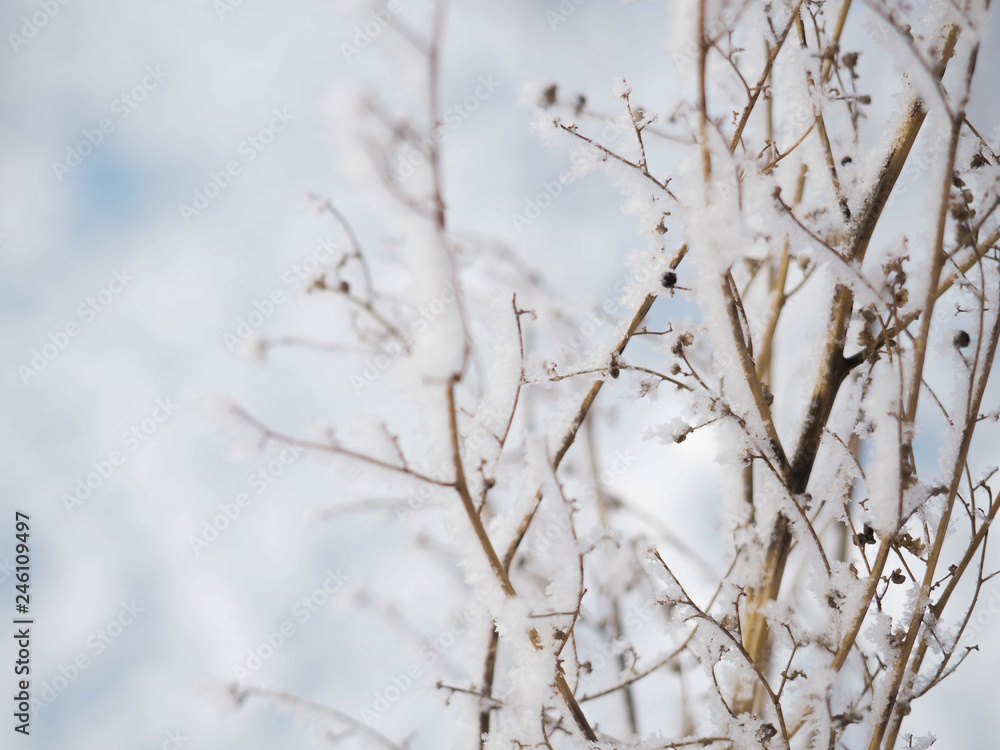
[230,405,451,487]
[230,685,404,750]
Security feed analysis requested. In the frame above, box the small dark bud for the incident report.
[763,384,774,406]
[670,363,681,375]
[841,155,853,166]
[609,367,620,379]
[950,200,970,221]
[540,84,557,108]
[971,152,989,169]
[857,94,871,105]
[856,523,876,547]
[661,271,677,288]
[842,52,859,68]
[338,280,351,293]
[757,723,777,742]
[954,330,971,348]
[890,569,906,585]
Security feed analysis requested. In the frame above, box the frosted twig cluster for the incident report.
[224,1,1000,748]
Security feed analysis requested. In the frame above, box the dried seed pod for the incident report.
[896,532,926,556]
